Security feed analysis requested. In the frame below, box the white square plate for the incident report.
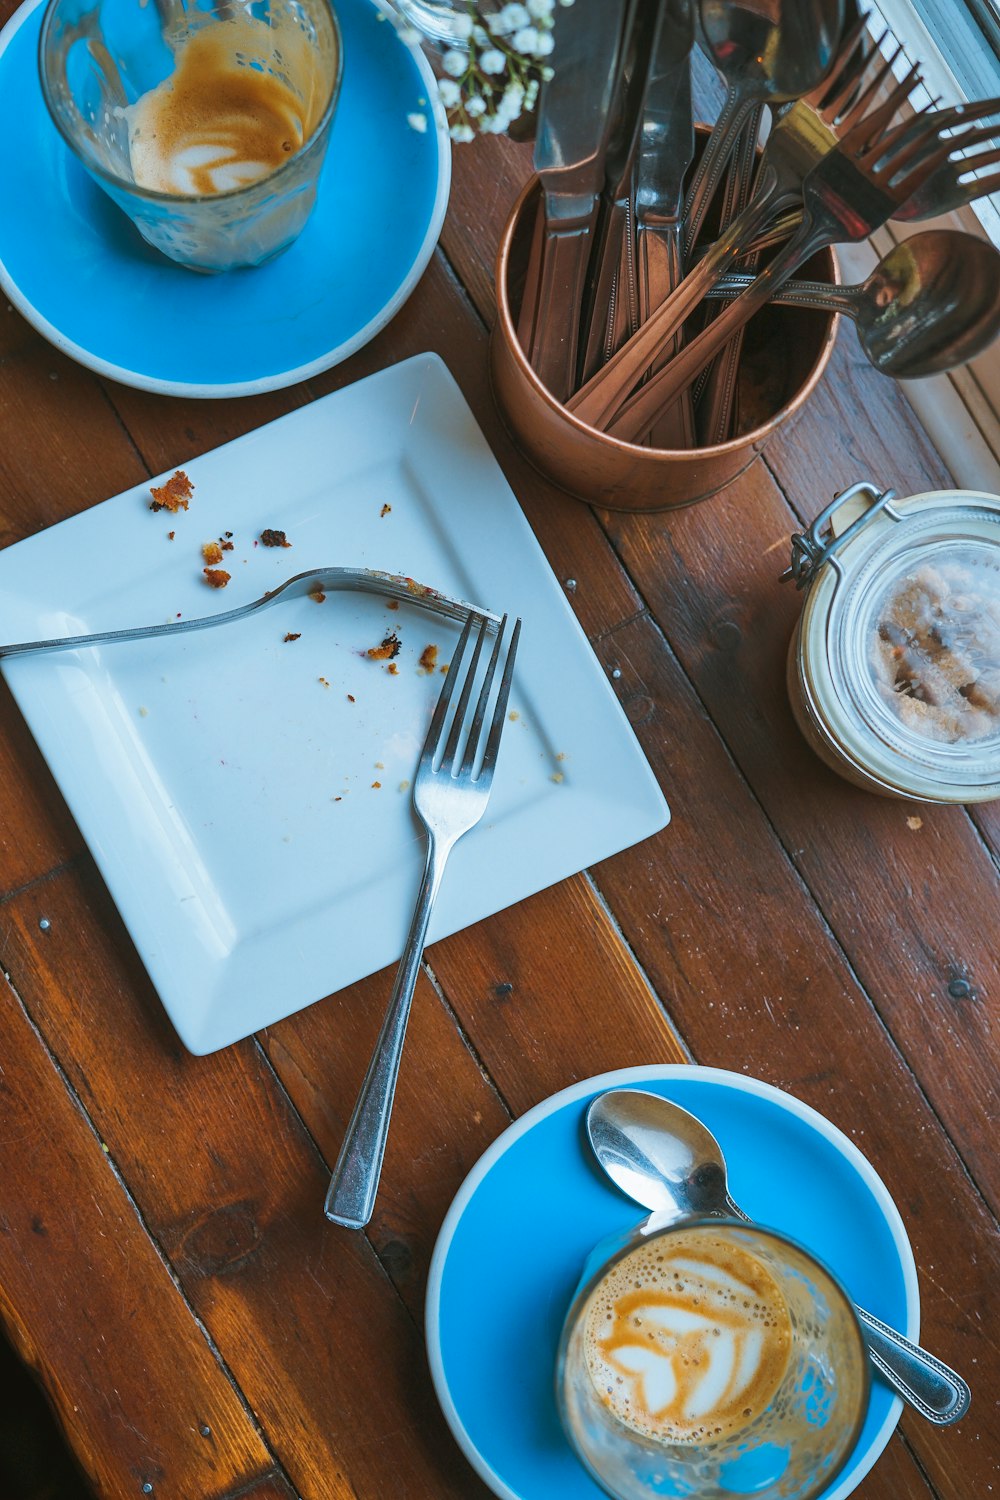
[0,355,669,1053]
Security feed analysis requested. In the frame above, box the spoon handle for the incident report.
[855,1308,971,1426]
[724,1197,971,1424]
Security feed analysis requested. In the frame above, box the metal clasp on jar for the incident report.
[783,481,904,590]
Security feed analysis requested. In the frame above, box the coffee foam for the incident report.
[583,1227,793,1445]
[125,16,329,197]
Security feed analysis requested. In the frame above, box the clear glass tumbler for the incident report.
[557,1215,869,1500]
[39,0,342,272]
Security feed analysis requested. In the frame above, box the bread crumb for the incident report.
[551,772,565,784]
[138,706,149,717]
[418,644,439,674]
[319,677,330,688]
[202,541,223,565]
[399,779,410,792]
[284,632,301,643]
[371,780,381,789]
[347,693,356,702]
[555,751,566,761]
[907,815,923,830]
[167,530,175,541]
[387,599,399,611]
[260,528,291,548]
[367,632,401,661]
[309,588,326,604]
[375,761,384,769]
[380,503,392,517]
[334,796,343,802]
[150,470,193,513]
[387,662,399,675]
[203,568,231,589]
[509,710,519,721]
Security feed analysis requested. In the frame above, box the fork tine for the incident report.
[441,612,490,770]
[479,618,522,781]
[459,613,510,778]
[421,611,476,767]
[842,56,922,146]
[809,14,871,116]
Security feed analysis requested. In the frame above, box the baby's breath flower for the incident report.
[512,25,542,54]
[407,111,428,132]
[413,0,574,143]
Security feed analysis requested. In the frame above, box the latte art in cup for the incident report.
[125,15,332,197]
[584,1225,793,1444]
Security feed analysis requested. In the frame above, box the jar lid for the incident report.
[792,483,1000,800]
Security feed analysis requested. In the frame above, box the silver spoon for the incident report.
[586,1088,972,1426]
[682,0,844,257]
[706,229,1000,381]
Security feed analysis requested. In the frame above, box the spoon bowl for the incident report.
[709,229,1000,380]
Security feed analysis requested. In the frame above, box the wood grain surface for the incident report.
[0,11,996,1498]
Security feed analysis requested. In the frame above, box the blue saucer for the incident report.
[0,0,449,396]
[426,1065,918,1500]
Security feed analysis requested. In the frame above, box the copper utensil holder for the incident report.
[491,172,840,513]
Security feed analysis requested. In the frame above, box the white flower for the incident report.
[449,122,475,142]
[531,28,554,54]
[407,111,428,132]
[527,0,554,15]
[478,46,507,74]
[450,12,474,39]
[437,76,461,106]
[489,2,530,31]
[512,26,543,54]
[442,48,467,76]
[465,94,488,116]
[472,23,489,43]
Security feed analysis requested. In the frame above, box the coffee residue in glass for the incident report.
[870,550,1000,743]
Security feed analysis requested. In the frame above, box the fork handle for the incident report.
[324,832,453,1229]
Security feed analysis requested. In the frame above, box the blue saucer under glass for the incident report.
[426,1065,918,1500]
[0,0,449,395]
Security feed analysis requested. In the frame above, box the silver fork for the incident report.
[324,610,521,1229]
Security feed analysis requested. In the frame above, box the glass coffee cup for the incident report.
[557,1214,868,1500]
[39,0,342,272]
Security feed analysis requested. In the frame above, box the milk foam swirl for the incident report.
[584,1228,793,1444]
[126,17,327,197]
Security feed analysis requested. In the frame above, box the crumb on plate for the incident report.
[418,644,439,673]
[367,631,401,661]
[380,503,392,517]
[309,588,326,604]
[150,470,193,513]
[202,541,223,565]
[203,568,231,589]
[261,528,292,548]
[284,632,301,643]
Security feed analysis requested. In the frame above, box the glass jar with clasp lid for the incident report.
[786,480,1000,803]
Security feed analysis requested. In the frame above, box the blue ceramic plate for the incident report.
[426,1064,919,1500]
[0,0,449,396]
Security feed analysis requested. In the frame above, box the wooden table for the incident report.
[0,59,997,1500]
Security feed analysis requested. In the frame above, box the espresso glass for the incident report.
[39,0,342,272]
[557,1215,869,1500]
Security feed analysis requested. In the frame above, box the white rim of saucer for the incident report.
[424,1062,920,1500]
[0,0,451,399]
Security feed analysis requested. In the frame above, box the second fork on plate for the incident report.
[325,609,521,1230]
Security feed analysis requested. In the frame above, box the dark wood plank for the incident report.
[599,463,1000,1214]
[428,875,689,1113]
[0,865,486,1500]
[0,957,285,1499]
